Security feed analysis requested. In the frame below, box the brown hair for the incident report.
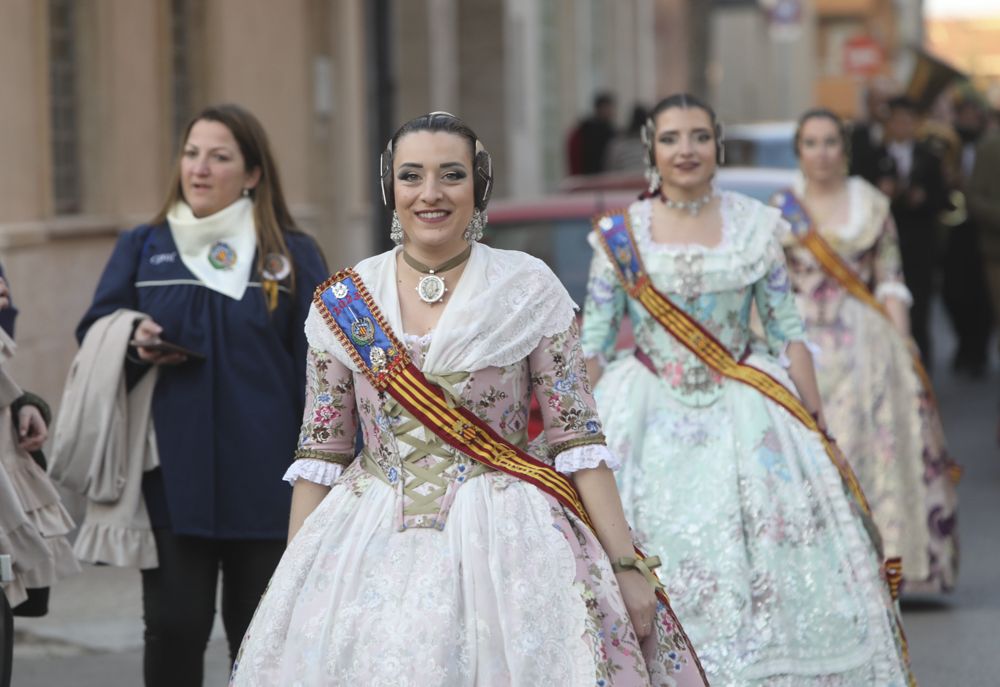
[153,104,301,306]
[793,108,850,159]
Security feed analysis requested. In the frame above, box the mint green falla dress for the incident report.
[581,192,913,686]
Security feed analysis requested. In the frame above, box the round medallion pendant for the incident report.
[416,274,446,304]
[208,241,237,270]
[261,253,291,280]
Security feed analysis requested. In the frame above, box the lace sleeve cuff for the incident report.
[553,442,621,474]
[283,459,344,486]
[874,281,913,306]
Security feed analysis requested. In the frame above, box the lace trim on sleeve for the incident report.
[776,338,822,368]
[553,442,621,474]
[283,459,344,486]
[874,281,913,306]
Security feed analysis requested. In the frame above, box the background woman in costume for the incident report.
[772,108,959,593]
[0,268,79,639]
[75,104,327,687]
[581,93,913,685]
[230,112,708,686]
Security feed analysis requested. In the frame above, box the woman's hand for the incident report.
[0,277,9,310]
[17,404,47,452]
[133,318,187,366]
[616,568,657,641]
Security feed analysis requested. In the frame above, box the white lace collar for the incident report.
[167,198,256,300]
[629,193,738,254]
[305,243,577,375]
[588,193,785,294]
[790,173,889,246]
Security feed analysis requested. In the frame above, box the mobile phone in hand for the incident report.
[129,338,205,361]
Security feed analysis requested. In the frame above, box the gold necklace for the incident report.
[401,245,472,305]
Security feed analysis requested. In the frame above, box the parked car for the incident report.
[722,121,798,170]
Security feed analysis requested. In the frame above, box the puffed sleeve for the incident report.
[530,320,621,474]
[282,346,359,486]
[580,238,627,366]
[76,225,153,342]
[871,214,913,305]
[753,232,808,357]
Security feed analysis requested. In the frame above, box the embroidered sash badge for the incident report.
[208,241,237,270]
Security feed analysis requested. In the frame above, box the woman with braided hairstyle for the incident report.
[771,108,959,595]
[230,112,707,686]
[582,93,914,685]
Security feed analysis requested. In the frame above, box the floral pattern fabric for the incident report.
[581,194,913,685]
[231,318,707,686]
[776,177,959,593]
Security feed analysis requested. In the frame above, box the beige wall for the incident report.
[0,1,51,222]
[711,5,817,123]
[0,0,374,415]
[0,0,689,416]
[76,0,172,218]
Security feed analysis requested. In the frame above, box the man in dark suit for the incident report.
[942,98,992,376]
[885,96,950,365]
[968,119,1000,351]
[850,85,897,195]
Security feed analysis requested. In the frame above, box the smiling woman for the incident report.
[67,103,329,687]
[229,112,709,687]
[582,92,916,686]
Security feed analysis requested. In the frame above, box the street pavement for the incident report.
[9,303,1000,686]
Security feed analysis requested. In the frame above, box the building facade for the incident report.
[0,0,683,409]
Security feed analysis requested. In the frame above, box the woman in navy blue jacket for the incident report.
[77,104,327,687]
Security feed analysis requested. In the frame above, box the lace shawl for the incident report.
[305,243,578,375]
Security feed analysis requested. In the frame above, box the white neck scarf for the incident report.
[167,198,257,300]
[305,243,577,375]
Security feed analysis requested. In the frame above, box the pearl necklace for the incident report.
[661,191,715,216]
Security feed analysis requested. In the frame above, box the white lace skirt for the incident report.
[229,467,705,686]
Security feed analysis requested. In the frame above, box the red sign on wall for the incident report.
[843,35,884,76]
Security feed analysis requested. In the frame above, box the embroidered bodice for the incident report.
[292,318,613,531]
[775,176,911,325]
[581,193,806,407]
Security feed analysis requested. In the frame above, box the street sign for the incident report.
[844,35,885,77]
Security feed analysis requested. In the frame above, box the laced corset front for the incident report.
[292,322,611,531]
[582,194,807,407]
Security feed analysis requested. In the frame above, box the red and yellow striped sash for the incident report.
[595,212,914,681]
[594,211,873,519]
[313,268,694,604]
[775,189,961,484]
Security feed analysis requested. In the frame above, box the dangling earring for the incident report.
[640,119,661,196]
[242,188,251,197]
[464,208,487,242]
[390,210,403,245]
[644,165,662,196]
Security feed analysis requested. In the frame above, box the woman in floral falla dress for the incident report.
[771,108,958,594]
[230,112,707,687]
[582,93,914,686]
